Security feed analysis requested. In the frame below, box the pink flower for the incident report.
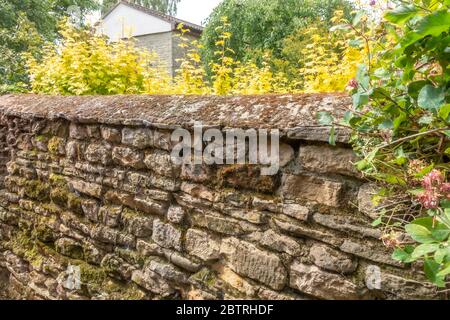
[440,183,450,199]
[417,191,440,209]
[369,0,376,6]
[347,78,358,90]
[422,170,444,190]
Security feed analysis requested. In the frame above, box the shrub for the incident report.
[321,0,450,287]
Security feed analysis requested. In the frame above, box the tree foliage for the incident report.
[0,0,99,93]
[200,0,354,76]
[101,0,181,15]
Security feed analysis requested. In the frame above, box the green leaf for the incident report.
[385,4,418,25]
[317,111,333,125]
[378,119,393,130]
[431,228,450,242]
[437,262,450,278]
[392,245,415,263]
[405,223,435,244]
[417,85,445,111]
[348,39,362,48]
[411,243,439,259]
[355,159,369,171]
[416,10,450,37]
[438,104,450,121]
[418,115,433,125]
[356,64,369,89]
[414,163,434,179]
[408,80,429,99]
[329,126,336,146]
[352,11,365,26]
[424,259,445,287]
[352,92,369,108]
[434,248,450,264]
[341,111,353,125]
[371,216,382,227]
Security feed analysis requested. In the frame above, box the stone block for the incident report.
[152,219,183,251]
[70,179,103,199]
[309,243,357,274]
[219,165,279,194]
[281,174,344,207]
[340,239,402,267]
[98,205,122,228]
[100,126,121,143]
[112,146,144,169]
[220,238,287,290]
[122,127,153,149]
[185,229,221,261]
[282,203,310,221]
[259,230,302,256]
[122,209,154,238]
[289,262,361,300]
[144,150,180,177]
[167,205,185,224]
[85,143,112,165]
[299,144,359,176]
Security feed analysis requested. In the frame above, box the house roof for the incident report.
[101,0,204,35]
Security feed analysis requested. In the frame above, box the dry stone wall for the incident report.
[0,94,444,300]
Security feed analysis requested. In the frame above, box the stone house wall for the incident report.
[0,93,443,300]
[135,31,200,77]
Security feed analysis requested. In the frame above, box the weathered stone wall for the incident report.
[0,94,444,300]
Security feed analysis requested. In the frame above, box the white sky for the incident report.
[87,0,223,26]
[87,0,377,26]
[176,0,223,26]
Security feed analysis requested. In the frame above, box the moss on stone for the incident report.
[47,136,64,155]
[79,263,107,288]
[49,174,83,215]
[121,207,145,218]
[191,268,218,288]
[50,188,68,208]
[49,174,67,186]
[115,247,145,268]
[35,135,48,143]
[9,231,45,269]
[40,203,61,215]
[67,193,83,215]
[24,180,50,202]
[102,279,147,300]
[34,216,57,243]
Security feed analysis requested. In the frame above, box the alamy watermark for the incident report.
[170,122,280,175]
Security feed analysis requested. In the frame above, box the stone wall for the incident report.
[0,94,444,300]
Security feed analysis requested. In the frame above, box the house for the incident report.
[97,1,203,76]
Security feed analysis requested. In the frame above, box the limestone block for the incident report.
[122,127,153,149]
[281,174,344,207]
[298,144,359,176]
[289,262,361,300]
[112,146,144,169]
[220,238,287,290]
[152,219,183,251]
[309,243,357,274]
[185,229,221,261]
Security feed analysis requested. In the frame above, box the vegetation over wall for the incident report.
[319,0,450,287]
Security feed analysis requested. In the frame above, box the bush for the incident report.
[27,20,296,96]
[321,0,450,287]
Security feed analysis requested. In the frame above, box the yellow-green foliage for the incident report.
[27,20,171,95]
[299,11,364,93]
[28,16,363,95]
